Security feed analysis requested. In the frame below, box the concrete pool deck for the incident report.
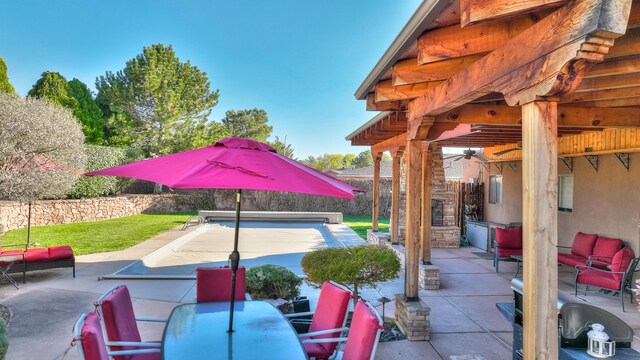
[1,224,639,359]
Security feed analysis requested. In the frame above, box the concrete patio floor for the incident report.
[1,226,639,360]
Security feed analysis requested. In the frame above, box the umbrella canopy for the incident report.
[86,137,362,333]
[86,137,360,198]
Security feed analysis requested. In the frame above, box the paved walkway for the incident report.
[1,226,639,360]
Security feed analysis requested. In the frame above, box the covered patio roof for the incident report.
[346,1,640,358]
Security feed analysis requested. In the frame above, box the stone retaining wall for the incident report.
[0,195,190,233]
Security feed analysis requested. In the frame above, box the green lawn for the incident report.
[343,216,389,239]
[1,212,194,256]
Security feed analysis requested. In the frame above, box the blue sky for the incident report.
[0,0,421,158]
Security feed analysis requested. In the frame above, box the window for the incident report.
[558,175,574,212]
[488,175,502,204]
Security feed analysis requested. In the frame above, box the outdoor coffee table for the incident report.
[511,255,523,278]
[0,255,21,289]
[162,300,308,359]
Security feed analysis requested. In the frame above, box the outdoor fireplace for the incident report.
[431,199,444,226]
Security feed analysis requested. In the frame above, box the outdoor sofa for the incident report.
[0,243,75,283]
[492,226,523,273]
[558,232,623,270]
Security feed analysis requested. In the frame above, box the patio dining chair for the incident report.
[95,285,165,360]
[575,246,640,311]
[72,312,160,360]
[286,281,352,360]
[195,266,251,302]
[301,300,384,360]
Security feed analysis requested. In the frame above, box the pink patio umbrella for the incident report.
[86,137,362,332]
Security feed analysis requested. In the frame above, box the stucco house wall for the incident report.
[478,153,640,254]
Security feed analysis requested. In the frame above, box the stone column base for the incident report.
[394,294,430,341]
[419,264,440,290]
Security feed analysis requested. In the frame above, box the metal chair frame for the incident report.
[575,257,640,312]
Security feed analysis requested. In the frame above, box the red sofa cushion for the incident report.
[611,247,635,283]
[495,227,522,249]
[570,232,598,258]
[557,253,586,268]
[3,248,49,263]
[592,237,623,263]
[577,269,620,290]
[48,246,74,260]
[493,248,522,258]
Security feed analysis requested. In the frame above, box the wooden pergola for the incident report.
[346,1,640,358]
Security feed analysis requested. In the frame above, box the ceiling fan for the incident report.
[444,148,487,162]
[494,142,522,156]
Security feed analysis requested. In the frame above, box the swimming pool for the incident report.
[103,220,366,280]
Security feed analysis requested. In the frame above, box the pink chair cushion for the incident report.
[196,267,246,302]
[48,246,74,260]
[80,312,110,360]
[577,269,620,290]
[495,227,522,250]
[342,300,381,360]
[492,248,522,258]
[307,282,351,357]
[303,342,334,359]
[570,232,598,258]
[2,248,49,263]
[557,253,586,268]
[611,247,635,283]
[101,285,143,360]
[592,237,623,263]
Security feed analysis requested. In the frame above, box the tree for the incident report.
[96,43,219,156]
[0,56,14,94]
[302,153,355,170]
[28,71,78,109]
[67,79,105,144]
[351,150,374,168]
[221,108,272,142]
[301,245,400,305]
[268,135,295,158]
[0,93,86,203]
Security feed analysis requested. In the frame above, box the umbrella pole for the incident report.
[228,189,242,333]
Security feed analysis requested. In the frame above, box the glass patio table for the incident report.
[162,301,308,360]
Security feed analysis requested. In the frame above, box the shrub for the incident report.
[0,317,7,360]
[67,145,130,198]
[246,264,301,300]
[301,245,401,304]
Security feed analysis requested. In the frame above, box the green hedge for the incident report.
[0,317,7,360]
[246,264,301,300]
[67,145,129,198]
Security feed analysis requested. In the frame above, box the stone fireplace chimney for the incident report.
[397,145,460,248]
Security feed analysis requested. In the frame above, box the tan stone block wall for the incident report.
[0,195,190,233]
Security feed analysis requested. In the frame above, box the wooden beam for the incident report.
[375,80,442,102]
[366,93,409,111]
[629,0,640,28]
[521,100,558,360]
[584,55,640,78]
[435,104,640,127]
[418,12,546,65]
[606,26,640,60]
[408,116,435,140]
[409,1,631,118]
[392,55,484,86]
[561,85,640,103]
[372,155,381,232]
[404,138,422,299]
[460,0,565,27]
[391,152,402,244]
[372,133,408,154]
[421,144,433,265]
[575,72,640,92]
[570,96,640,107]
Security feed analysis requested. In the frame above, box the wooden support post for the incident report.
[421,144,433,265]
[391,150,402,244]
[404,139,422,300]
[372,153,382,232]
[521,100,558,360]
